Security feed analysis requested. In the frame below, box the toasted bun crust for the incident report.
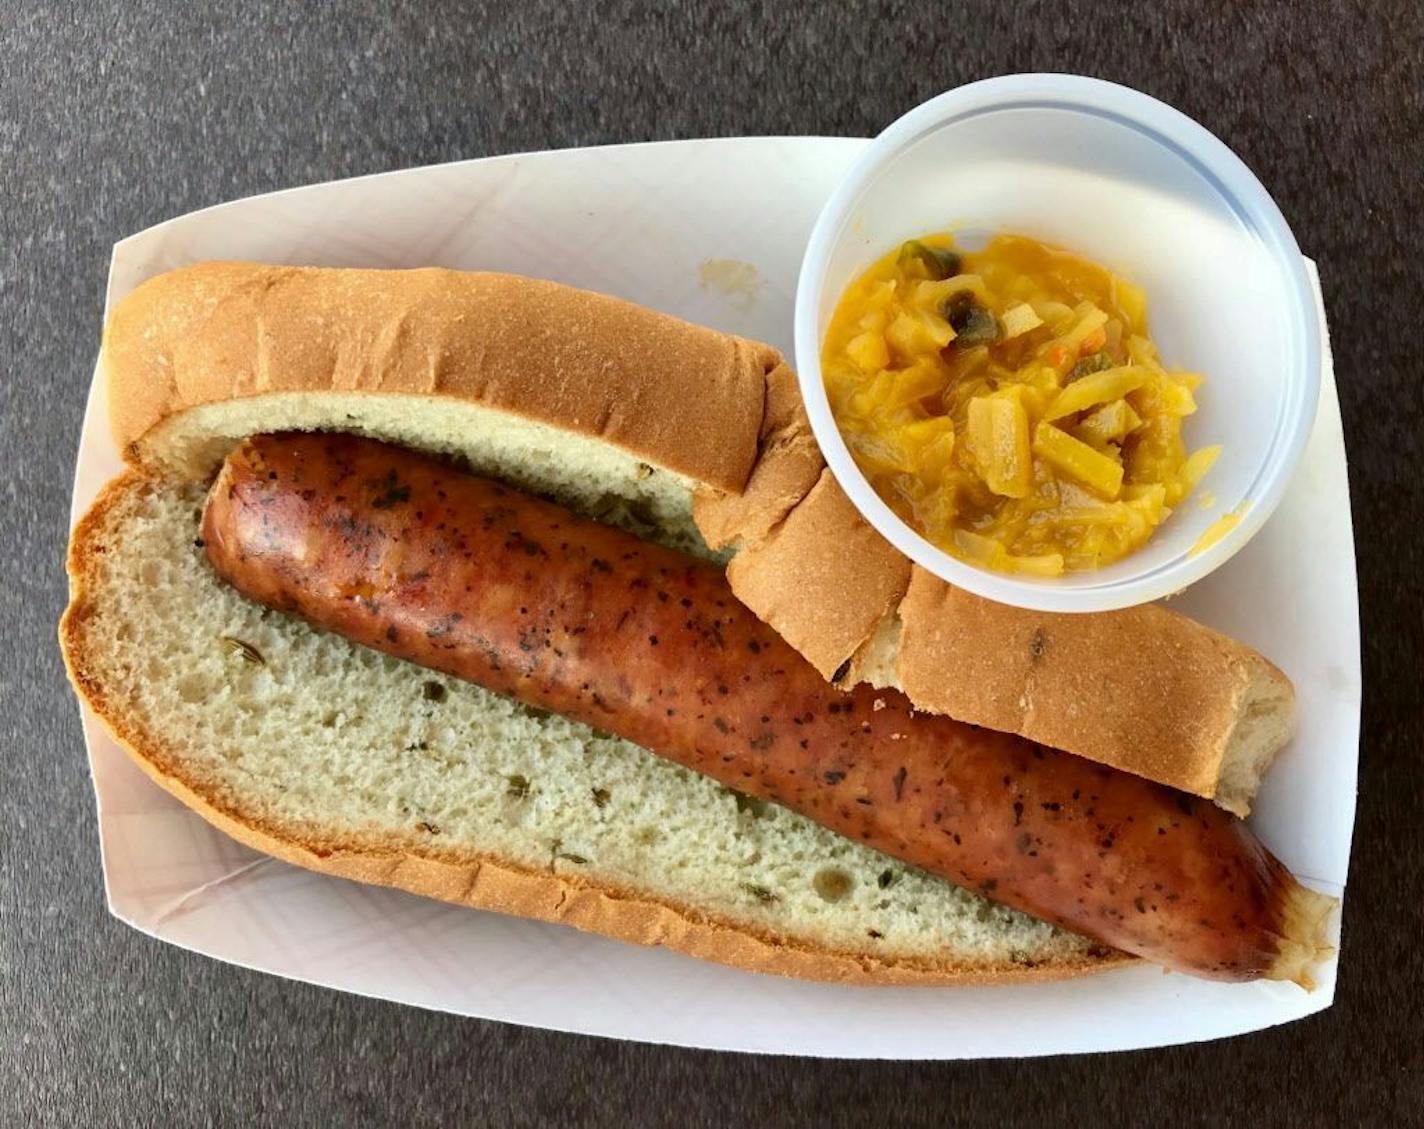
[692,361,825,550]
[105,261,775,492]
[60,471,1124,987]
[894,571,1295,811]
[724,469,913,680]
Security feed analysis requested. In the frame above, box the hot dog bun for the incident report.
[61,471,1125,985]
[100,261,1292,813]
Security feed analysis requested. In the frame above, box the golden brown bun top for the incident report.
[104,261,777,492]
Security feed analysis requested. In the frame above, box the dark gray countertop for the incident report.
[4,3,1421,1124]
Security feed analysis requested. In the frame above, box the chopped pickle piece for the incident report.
[915,274,992,308]
[999,302,1044,340]
[1075,399,1143,446]
[1123,483,1169,525]
[1067,349,1116,382]
[886,309,954,357]
[954,530,1065,576]
[1033,422,1124,499]
[1056,304,1110,354]
[897,239,962,280]
[1112,276,1149,332]
[1033,299,1076,329]
[1045,366,1150,420]
[968,392,1032,498]
[1126,334,1166,372]
[1159,377,1199,417]
[822,232,1217,574]
[894,417,956,476]
[845,331,889,373]
[884,361,944,410]
[951,305,999,348]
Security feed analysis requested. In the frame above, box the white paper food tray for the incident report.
[69,138,1359,1058]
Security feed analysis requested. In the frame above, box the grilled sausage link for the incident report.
[203,433,1331,982]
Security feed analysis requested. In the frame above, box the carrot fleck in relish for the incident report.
[822,233,1220,576]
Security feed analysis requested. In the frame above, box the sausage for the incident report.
[202,432,1328,981]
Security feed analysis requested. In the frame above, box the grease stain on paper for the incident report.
[699,258,763,312]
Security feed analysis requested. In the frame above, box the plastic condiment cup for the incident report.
[795,74,1321,612]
